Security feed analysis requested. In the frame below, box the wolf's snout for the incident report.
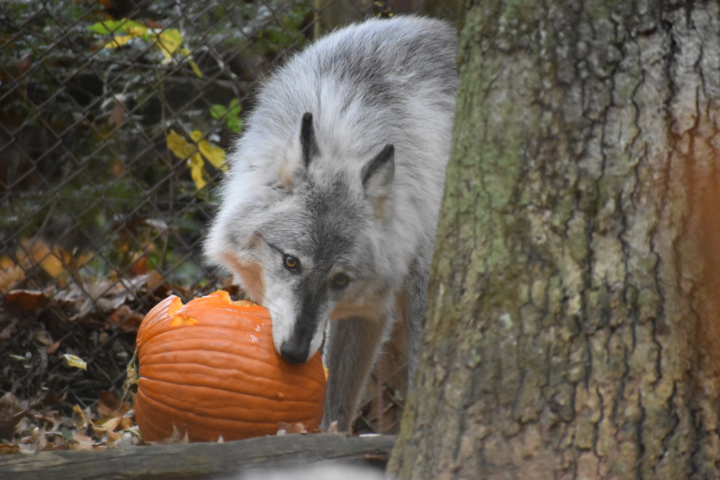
[280,341,309,364]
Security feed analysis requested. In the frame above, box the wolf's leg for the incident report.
[321,317,387,432]
[400,257,430,390]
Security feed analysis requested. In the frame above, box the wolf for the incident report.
[205,15,458,431]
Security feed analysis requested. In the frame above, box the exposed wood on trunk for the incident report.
[388,1,720,479]
[0,434,395,480]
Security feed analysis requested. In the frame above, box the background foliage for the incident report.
[0,0,457,450]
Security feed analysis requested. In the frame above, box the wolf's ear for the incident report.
[361,144,394,215]
[300,112,319,168]
[278,112,319,189]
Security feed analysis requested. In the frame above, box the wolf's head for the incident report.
[206,113,395,364]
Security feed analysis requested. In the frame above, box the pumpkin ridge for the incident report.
[140,362,325,394]
[136,389,277,442]
[137,383,313,427]
[140,343,323,380]
[140,352,325,390]
[152,320,269,335]
[139,376,323,410]
[135,390,174,439]
[140,330,273,353]
[133,291,325,442]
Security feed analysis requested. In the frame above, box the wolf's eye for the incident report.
[283,255,300,270]
[331,273,349,290]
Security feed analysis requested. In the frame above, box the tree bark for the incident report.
[388,1,720,479]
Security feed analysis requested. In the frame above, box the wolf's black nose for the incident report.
[280,341,308,364]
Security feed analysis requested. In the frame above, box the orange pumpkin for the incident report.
[133,291,326,442]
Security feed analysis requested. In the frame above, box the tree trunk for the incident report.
[388,1,720,479]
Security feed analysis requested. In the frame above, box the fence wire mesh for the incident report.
[0,0,457,436]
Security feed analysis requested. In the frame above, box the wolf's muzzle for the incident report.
[280,340,310,364]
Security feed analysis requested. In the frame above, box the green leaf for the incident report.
[210,105,227,120]
[87,19,146,35]
[228,102,241,118]
[87,20,122,35]
[227,117,243,134]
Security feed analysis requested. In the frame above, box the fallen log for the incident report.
[0,433,395,480]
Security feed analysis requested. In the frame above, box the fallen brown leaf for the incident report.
[0,410,28,440]
[130,256,147,276]
[5,290,48,312]
[69,432,94,451]
[94,417,121,435]
[107,305,144,332]
[0,320,17,341]
[97,391,129,418]
[119,417,134,430]
[32,327,53,346]
[18,426,47,454]
[108,100,125,128]
[46,339,62,355]
[146,270,166,292]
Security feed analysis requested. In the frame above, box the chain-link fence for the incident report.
[0,0,457,436]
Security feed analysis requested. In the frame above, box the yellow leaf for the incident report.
[200,141,226,171]
[178,47,203,77]
[73,404,84,417]
[156,29,184,64]
[166,130,195,160]
[63,354,87,371]
[125,25,149,37]
[167,131,211,191]
[0,261,24,294]
[191,130,227,171]
[187,154,207,190]
[188,59,203,78]
[103,25,149,49]
[23,240,65,278]
[104,35,132,48]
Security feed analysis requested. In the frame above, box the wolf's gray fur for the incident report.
[238,462,389,480]
[205,16,458,431]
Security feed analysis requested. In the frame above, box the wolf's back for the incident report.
[222,16,457,243]
[234,17,456,171]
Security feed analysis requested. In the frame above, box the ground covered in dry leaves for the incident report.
[0,389,140,454]
[0,240,406,455]
[0,239,236,454]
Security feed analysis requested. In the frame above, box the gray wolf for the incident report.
[205,15,458,431]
